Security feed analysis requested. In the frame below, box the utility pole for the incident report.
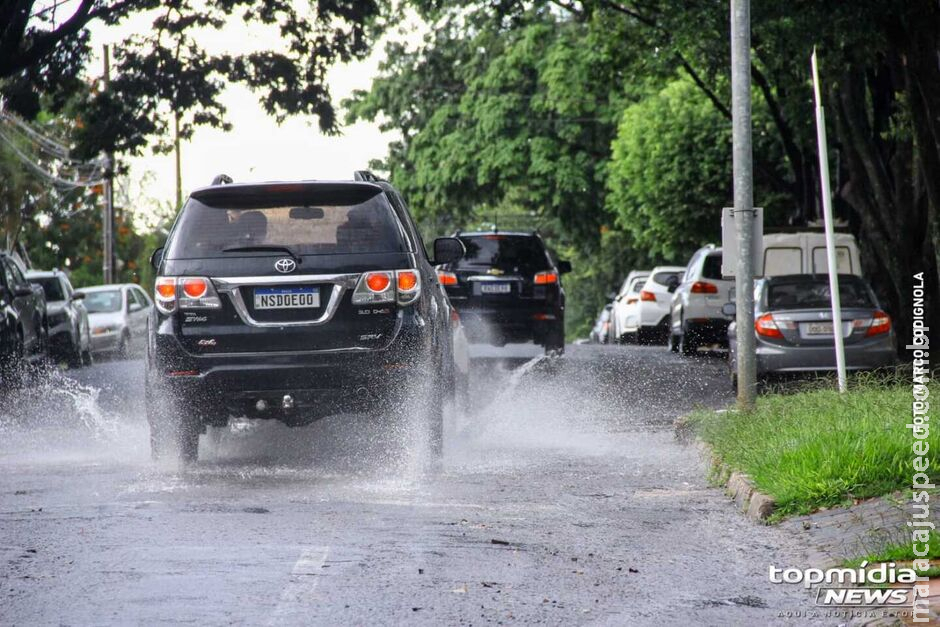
[731,0,756,409]
[174,112,182,210]
[102,44,115,284]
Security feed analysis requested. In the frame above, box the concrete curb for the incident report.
[675,417,777,523]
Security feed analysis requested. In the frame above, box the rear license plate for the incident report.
[807,322,833,335]
[254,286,320,310]
[481,283,511,294]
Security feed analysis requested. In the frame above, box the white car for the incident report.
[668,245,735,355]
[79,284,153,357]
[620,266,685,344]
[611,271,649,343]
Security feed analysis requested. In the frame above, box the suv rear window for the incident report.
[457,235,550,272]
[766,278,875,310]
[166,186,406,259]
[33,277,65,302]
[702,254,723,280]
[650,271,681,286]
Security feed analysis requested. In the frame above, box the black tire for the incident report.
[543,324,565,356]
[423,374,445,468]
[667,330,679,353]
[147,381,201,464]
[81,348,94,367]
[117,332,130,359]
[0,329,25,390]
[679,329,698,356]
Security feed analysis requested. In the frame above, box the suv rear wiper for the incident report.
[222,245,302,263]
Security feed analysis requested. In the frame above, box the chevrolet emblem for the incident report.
[487,268,505,276]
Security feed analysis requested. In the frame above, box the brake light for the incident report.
[755,313,783,338]
[626,297,638,304]
[437,271,458,286]
[154,276,221,313]
[352,270,422,306]
[398,271,418,291]
[366,272,391,293]
[640,290,656,302]
[691,281,718,294]
[181,278,208,299]
[534,271,558,285]
[155,277,177,313]
[866,310,891,336]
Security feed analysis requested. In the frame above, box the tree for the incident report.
[1,0,387,157]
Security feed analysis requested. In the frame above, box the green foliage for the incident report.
[607,79,730,262]
[692,381,940,518]
[1,1,388,157]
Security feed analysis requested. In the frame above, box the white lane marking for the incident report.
[268,546,330,624]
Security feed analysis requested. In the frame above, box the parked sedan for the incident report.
[726,274,896,386]
[620,266,685,344]
[80,284,153,358]
[27,270,92,367]
[0,252,47,377]
[611,270,649,343]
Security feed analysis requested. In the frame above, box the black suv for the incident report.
[146,173,466,463]
[437,231,570,354]
[0,252,47,378]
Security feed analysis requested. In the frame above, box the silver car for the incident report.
[79,284,154,357]
[727,274,896,386]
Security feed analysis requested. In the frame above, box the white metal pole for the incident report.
[732,0,756,409]
[811,49,847,393]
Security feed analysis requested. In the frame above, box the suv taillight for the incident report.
[534,271,558,285]
[154,276,222,314]
[352,270,421,306]
[640,290,656,302]
[690,281,718,294]
[437,271,458,286]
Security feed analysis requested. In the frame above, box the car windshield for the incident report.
[628,277,648,293]
[457,235,550,272]
[767,278,875,310]
[84,290,123,313]
[33,277,65,301]
[166,186,406,259]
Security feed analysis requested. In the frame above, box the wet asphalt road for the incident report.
[0,344,825,625]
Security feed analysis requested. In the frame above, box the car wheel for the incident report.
[667,330,679,353]
[0,329,25,389]
[423,374,445,468]
[679,330,698,356]
[543,325,565,356]
[117,331,130,359]
[81,348,94,367]
[147,381,200,464]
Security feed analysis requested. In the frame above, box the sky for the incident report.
[88,5,404,215]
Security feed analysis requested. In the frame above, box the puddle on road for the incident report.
[0,365,149,465]
[0,347,685,491]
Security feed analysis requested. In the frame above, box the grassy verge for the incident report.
[690,379,940,519]
[844,531,940,579]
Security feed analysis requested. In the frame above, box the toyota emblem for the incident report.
[274,258,297,274]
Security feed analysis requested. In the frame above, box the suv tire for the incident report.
[147,382,201,464]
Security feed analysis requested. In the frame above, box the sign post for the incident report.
[811,49,847,393]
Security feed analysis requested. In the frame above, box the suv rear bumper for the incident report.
[456,305,561,345]
[683,318,730,345]
[148,313,434,424]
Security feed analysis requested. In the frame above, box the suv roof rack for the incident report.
[211,174,233,185]
[353,170,385,183]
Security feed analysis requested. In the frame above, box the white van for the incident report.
[760,232,862,277]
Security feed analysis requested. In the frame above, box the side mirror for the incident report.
[432,237,465,266]
[70,291,86,301]
[721,302,736,317]
[150,247,164,270]
[557,260,572,274]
